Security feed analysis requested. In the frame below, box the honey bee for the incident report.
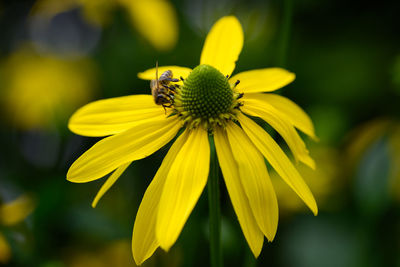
[150,62,179,109]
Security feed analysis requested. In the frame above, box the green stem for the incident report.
[208,136,223,267]
[277,0,294,67]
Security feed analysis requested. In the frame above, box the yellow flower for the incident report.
[31,0,178,51]
[67,16,317,265]
[0,195,35,264]
[0,45,96,130]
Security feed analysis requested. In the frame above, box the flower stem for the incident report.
[277,0,294,67]
[208,136,223,267]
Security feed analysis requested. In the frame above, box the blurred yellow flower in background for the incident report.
[0,195,35,226]
[0,233,11,264]
[345,118,400,204]
[66,240,135,267]
[65,239,182,267]
[0,195,35,264]
[31,0,178,51]
[271,145,341,214]
[67,16,317,265]
[0,46,96,130]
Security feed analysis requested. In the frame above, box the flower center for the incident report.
[174,64,243,130]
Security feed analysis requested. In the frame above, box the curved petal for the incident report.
[132,130,189,265]
[67,116,182,183]
[242,102,316,169]
[69,95,166,137]
[238,113,318,215]
[200,16,243,77]
[138,66,192,81]
[226,122,278,241]
[244,93,316,139]
[92,162,131,208]
[120,0,178,51]
[214,128,264,257]
[157,128,210,250]
[229,68,295,93]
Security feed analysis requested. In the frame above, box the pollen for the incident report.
[174,64,242,130]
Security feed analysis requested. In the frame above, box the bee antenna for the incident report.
[156,61,159,88]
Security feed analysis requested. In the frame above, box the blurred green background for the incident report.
[0,0,399,266]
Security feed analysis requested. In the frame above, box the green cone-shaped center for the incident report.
[181,64,233,120]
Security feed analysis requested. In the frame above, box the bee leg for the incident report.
[234,102,244,109]
[162,102,174,113]
[165,78,180,82]
[237,92,244,99]
[162,104,167,114]
[226,74,230,78]
[180,76,184,82]
[164,85,177,92]
[232,80,240,89]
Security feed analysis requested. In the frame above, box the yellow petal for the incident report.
[238,113,318,215]
[67,116,182,183]
[229,68,295,93]
[157,128,210,250]
[119,0,178,51]
[242,102,316,169]
[138,66,192,81]
[0,195,35,226]
[92,162,131,208]
[226,122,279,241]
[244,93,316,139]
[214,128,264,257]
[132,130,189,265]
[69,95,165,137]
[200,16,243,77]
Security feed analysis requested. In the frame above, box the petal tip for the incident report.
[308,200,318,216]
[265,229,277,243]
[158,242,172,252]
[132,234,156,266]
[66,169,87,184]
[284,71,296,86]
[66,171,74,182]
[132,252,144,266]
[249,240,263,258]
[311,135,320,142]
[307,158,317,170]
[137,72,146,80]
[252,248,262,259]
[222,15,240,24]
[312,206,319,216]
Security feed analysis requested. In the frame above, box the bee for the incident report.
[150,61,179,109]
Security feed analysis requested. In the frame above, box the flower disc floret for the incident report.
[175,64,237,129]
